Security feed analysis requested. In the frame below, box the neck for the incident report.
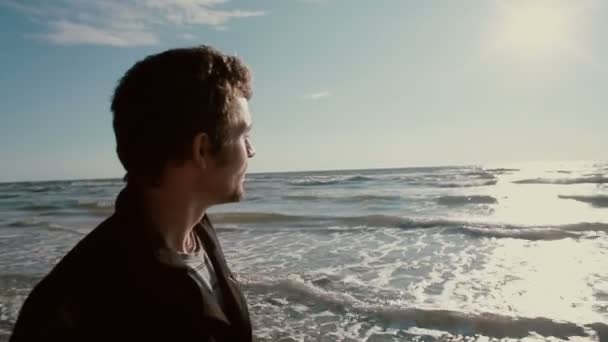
[142,182,209,253]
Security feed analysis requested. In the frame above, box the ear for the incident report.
[191,132,212,170]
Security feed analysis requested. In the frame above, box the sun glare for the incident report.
[486,1,586,62]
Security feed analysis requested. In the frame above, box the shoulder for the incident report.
[11,215,126,339]
[23,214,132,304]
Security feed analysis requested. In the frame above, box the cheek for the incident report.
[237,141,249,165]
[217,142,248,175]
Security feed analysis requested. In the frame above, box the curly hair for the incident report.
[111,45,252,186]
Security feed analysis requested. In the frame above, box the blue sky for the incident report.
[1,0,607,182]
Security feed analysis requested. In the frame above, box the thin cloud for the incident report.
[37,20,158,47]
[2,0,266,47]
[305,91,331,101]
[178,33,199,41]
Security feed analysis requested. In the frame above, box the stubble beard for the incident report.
[224,185,244,203]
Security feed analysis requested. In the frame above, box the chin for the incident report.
[227,187,245,203]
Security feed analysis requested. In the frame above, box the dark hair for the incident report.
[111,45,252,186]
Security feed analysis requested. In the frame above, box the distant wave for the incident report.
[282,194,402,202]
[484,168,520,174]
[211,212,309,224]
[242,274,596,339]
[281,195,323,201]
[463,171,496,179]
[432,179,498,188]
[288,173,499,188]
[209,212,608,240]
[436,195,497,206]
[447,222,608,240]
[75,200,114,216]
[558,195,608,208]
[19,203,64,211]
[69,179,121,187]
[211,212,460,230]
[485,168,520,172]
[457,226,580,241]
[45,223,86,235]
[76,199,114,209]
[7,218,46,228]
[19,184,66,193]
[513,176,608,185]
[16,200,114,216]
[339,194,403,202]
[6,219,87,235]
[23,186,54,193]
[391,175,498,188]
[289,175,375,186]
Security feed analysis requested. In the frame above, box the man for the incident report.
[10,46,256,341]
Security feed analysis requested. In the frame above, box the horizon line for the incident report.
[0,163,486,185]
[1,159,603,184]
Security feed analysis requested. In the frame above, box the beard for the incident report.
[222,176,246,203]
[227,185,244,203]
[208,151,247,204]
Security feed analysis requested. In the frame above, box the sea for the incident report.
[0,161,607,341]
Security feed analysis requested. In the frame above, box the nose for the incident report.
[246,139,256,158]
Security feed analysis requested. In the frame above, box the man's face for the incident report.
[205,97,255,204]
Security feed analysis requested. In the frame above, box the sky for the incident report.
[0,0,607,182]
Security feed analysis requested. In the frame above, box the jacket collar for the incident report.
[113,185,231,327]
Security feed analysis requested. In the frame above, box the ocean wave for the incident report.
[7,218,46,227]
[211,212,309,224]
[485,168,520,173]
[0,193,20,199]
[15,200,114,216]
[18,184,66,193]
[289,175,376,186]
[436,195,497,206]
[18,203,64,211]
[6,219,86,235]
[69,179,121,187]
[459,222,608,240]
[392,178,498,188]
[281,194,402,202]
[432,179,498,188]
[462,171,496,179]
[76,199,114,209]
[281,195,322,201]
[457,226,580,241]
[288,173,499,188]
[340,194,403,202]
[242,274,596,339]
[559,195,608,208]
[513,176,608,185]
[210,212,608,240]
[340,215,458,230]
[561,222,608,232]
[45,223,86,235]
[210,212,458,230]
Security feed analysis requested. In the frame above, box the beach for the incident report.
[1,161,607,341]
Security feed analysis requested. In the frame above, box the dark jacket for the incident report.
[10,186,252,342]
